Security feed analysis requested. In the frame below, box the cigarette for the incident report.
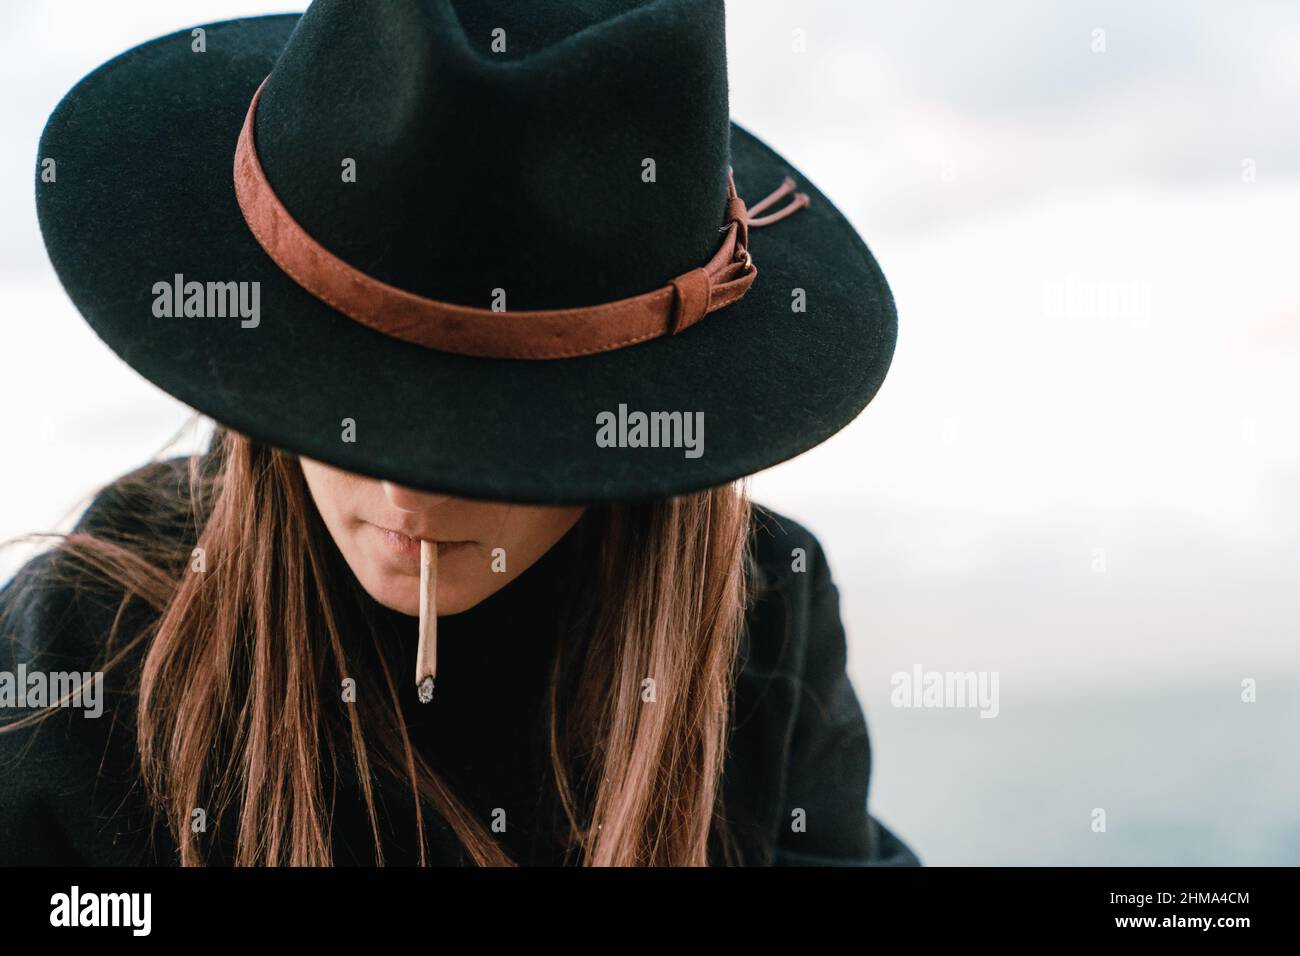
[416,539,437,703]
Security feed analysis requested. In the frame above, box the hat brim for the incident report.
[36,14,896,505]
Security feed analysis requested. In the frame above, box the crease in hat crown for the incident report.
[251,0,736,313]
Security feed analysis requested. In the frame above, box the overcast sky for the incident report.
[2,0,1297,864]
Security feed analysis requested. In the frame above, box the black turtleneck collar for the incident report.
[322,512,594,865]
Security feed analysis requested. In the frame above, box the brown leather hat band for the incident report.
[232,79,808,360]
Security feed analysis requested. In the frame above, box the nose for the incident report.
[381,481,453,512]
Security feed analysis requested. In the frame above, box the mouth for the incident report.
[366,523,474,563]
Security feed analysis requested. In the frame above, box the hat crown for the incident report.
[255,0,732,310]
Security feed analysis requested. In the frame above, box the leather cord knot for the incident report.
[723,167,810,260]
[667,168,811,336]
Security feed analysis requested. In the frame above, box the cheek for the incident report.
[302,461,366,527]
[438,507,585,611]
[516,508,584,557]
[499,506,584,568]
[300,462,374,570]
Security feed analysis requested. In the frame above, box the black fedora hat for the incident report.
[35,0,896,504]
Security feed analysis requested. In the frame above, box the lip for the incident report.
[365,523,473,563]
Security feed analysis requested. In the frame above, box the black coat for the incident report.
[0,457,917,867]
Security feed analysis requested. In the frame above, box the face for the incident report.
[299,457,586,616]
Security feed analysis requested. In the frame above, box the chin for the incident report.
[362,576,479,618]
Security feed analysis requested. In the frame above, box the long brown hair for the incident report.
[1,427,755,866]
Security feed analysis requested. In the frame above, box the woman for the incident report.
[1,0,913,866]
